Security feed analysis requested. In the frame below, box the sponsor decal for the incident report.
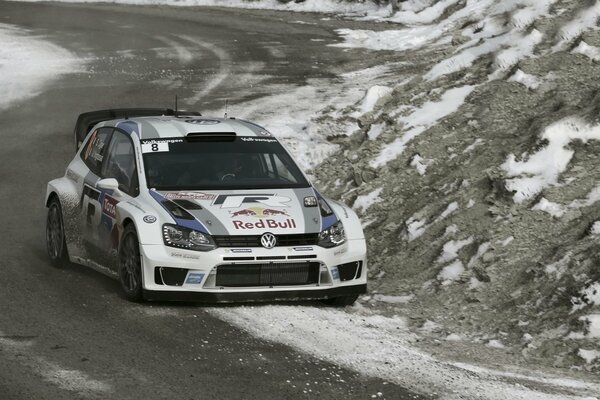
[233,219,296,230]
[229,207,289,218]
[240,137,278,143]
[143,215,157,224]
[213,194,290,209]
[140,138,184,144]
[170,252,200,260]
[293,246,314,252]
[230,249,252,253]
[165,191,216,201]
[331,267,340,281]
[185,272,205,284]
[334,248,347,256]
[102,196,118,218]
[257,130,272,137]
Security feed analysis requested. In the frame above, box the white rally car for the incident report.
[46,109,367,305]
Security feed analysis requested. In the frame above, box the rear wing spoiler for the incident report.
[74,108,201,151]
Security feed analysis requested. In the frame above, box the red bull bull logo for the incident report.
[230,209,257,217]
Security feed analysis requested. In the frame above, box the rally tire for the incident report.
[324,294,359,307]
[118,224,144,302]
[46,197,69,268]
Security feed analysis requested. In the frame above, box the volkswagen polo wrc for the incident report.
[45,109,367,305]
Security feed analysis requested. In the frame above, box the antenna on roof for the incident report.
[224,99,228,119]
[175,95,179,117]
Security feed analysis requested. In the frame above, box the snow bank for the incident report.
[502,118,600,203]
[0,23,83,110]
[578,349,600,364]
[370,85,474,168]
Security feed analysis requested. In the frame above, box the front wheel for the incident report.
[46,197,69,268]
[118,225,144,302]
[324,294,359,307]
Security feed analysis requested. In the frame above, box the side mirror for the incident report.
[97,178,121,195]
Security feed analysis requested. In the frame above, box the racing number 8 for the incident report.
[151,144,159,152]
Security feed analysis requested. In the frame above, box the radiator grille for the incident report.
[215,262,320,287]
[213,234,318,248]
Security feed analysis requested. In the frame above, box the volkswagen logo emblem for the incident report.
[260,232,277,249]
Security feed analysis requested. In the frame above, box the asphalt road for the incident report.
[0,2,423,399]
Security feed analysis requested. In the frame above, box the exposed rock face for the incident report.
[312,0,600,371]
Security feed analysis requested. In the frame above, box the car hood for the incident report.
[148,187,336,236]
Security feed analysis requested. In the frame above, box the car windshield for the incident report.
[141,136,310,190]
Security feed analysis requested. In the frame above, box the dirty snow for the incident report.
[209,306,600,400]
[371,85,475,168]
[353,187,384,213]
[438,260,465,285]
[355,85,393,116]
[532,197,565,218]
[554,2,600,49]
[573,41,600,62]
[437,237,474,264]
[508,69,542,90]
[578,349,600,364]
[0,23,83,110]
[502,118,600,203]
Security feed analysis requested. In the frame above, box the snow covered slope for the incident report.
[310,0,600,379]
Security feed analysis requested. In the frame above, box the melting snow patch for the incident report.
[355,85,393,116]
[532,197,565,218]
[410,154,429,175]
[406,217,427,241]
[437,237,474,264]
[353,187,384,213]
[373,293,415,304]
[591,221,600,235]
[0,23,84,110]
[502,118,600,203]
[438,260,465,285]
[367,123,386,140]
[554,2,600,49]
[578,349,600,364]
[508,69,542,90]
[487,340,506,349]
[573,41,600,62]
[371,85,474,168]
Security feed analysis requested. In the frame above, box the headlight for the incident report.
[318,221,346,248]
[162,224,217,251]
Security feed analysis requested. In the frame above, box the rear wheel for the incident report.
[46,197,69,268]
[118,224,144,302]
[324,294,359,307]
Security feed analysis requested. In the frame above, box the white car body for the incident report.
[45,113,367,303]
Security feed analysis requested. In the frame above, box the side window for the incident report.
[101,131,139,196]
[81,127,112,176]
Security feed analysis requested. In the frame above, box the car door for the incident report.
[80,127,113,254]
[94,129,139,263]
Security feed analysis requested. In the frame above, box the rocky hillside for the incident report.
[311,0,600,372]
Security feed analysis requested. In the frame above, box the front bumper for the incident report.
[143,284,366,303]
[138,238,367,302]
